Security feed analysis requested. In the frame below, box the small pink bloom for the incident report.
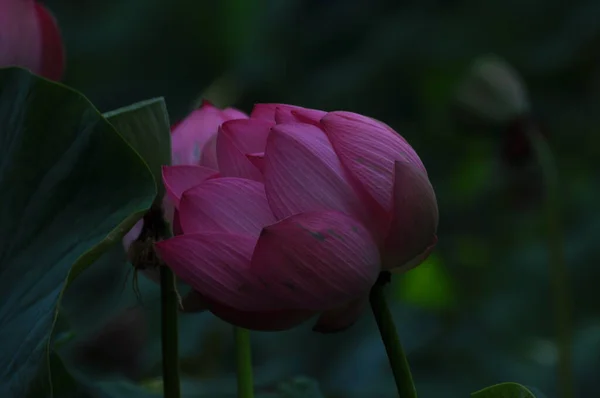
[0,0,65,80]
[170,101,248,166]
[155,103,438,332]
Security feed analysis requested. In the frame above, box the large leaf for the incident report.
[104,97,172,198]
[0,67,155,398]
[471,382,538,398]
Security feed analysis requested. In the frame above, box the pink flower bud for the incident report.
[0,0,65,80]
[153,103,438,332]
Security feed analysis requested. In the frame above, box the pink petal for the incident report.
[222,107,249,120]
[178,178,276,237]
[155,233,277,311]
[390,239,437,274]
[214,118,273,181]
[383,161,439,270]
[172,209,183,236]
[220,119,274,153]
[251,211,380,311]
[216,127,263,181]
[162,165,219,207]
[263,123,366,222]
[320,111,426,216]
[170,105,222,165]
[312,297,367,333]
[249,103,282,121]
[290,108,326,125]
[198,134,219,170]
[171,103,247,166]
[182,290,315,330]
[246,152,265,173]
[250,103,324,124]
[274,107,299,124]
[35,3,64,81]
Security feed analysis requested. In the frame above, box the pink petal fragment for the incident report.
[312,297,367,333]
[251,211,380,311]
[274,107,299,124]
[178,178,276,237]
[246,152,265,173]
[249,103,283,121]
[155,233,277,311]
[291,108,326,125]
[171,103,247,166]
[35,3,64,81]
[250,103,324,124]
[162,165,219,207]
[216,128,263,181]
[222,107,249,120]
[221,119,274,153]
[383,161,439,270]
[263,123,366,221]
[199,134,219,170]
[320,111,426,215]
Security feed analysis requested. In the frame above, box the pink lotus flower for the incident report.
[0,0,65,80]
[154,103,439,332]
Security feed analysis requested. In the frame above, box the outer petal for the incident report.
[246,152,265,173]
[178,178,276,236]
[199,134,219,170]
[35,3,64,81]
[320,111,426,216]
[250,103,325,124]
[312,297,367,333]
[290,108,326,125]
[220,119,274,153]
[181,290,315,331]
[162,165,218,207]
[263,123,366,222]
[251,211,380,311]
[250,103,289,121]
[383,161,439,271]
[155,233,277,311]
[216,119,273,181]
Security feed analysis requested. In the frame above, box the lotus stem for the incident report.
[526,125,574,398]
[370,272,418,398]
[160,265,181,398]
[234,327,254,398]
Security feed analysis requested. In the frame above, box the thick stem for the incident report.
[234,327,254,398]
[160,265,181,398]
[527,127,574,398]
[370,272,418,398]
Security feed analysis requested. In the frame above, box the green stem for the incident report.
[234,327,254,398]
[370,272,418,398]
[527,127,574,398]
[160,265,181,398]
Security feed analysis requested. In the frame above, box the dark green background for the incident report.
[43,0,600,396]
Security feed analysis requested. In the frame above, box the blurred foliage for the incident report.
[39,0,600,396]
